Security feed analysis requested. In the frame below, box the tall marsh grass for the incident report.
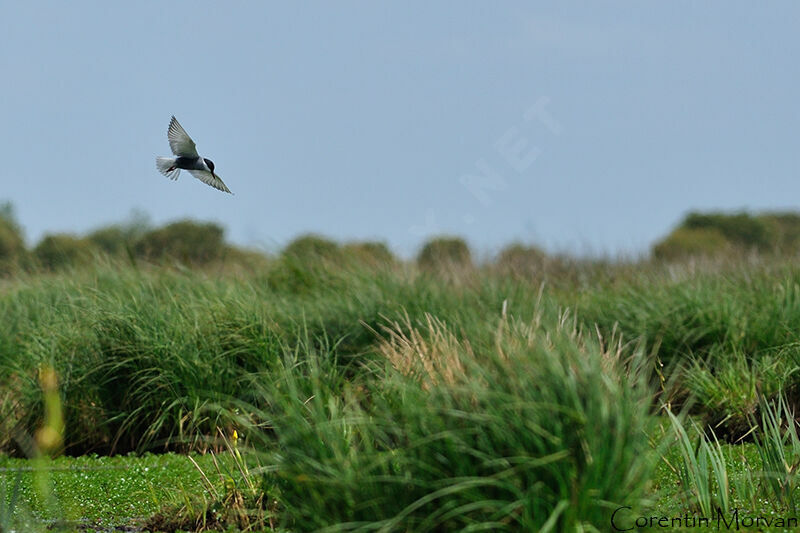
[8,254,800,527]
[751,394,800,512]
[0,260,543,454]
[665,410,730,516]
[237,306,657,531]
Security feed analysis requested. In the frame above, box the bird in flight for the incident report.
[156,116,232,194]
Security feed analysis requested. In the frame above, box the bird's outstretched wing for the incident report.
[167,116,199,158]
[188,169,233,194]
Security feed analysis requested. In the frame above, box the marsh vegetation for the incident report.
[3,208,800,530]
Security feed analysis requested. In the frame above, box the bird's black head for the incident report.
[203,158,215,172]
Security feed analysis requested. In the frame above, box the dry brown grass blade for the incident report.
[370,311,467,388]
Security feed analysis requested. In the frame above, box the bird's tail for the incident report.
[156,157,180,180]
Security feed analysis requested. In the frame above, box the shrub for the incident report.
[88,210,152,257]
[217,246,270,273]
[496,243,546,277]
[282,234,341,262]
[417,236,472,271]
[652,211,783,260]
[134,220,225,265]
[266,235,344,294]
[682,212,770,250]
[760,212,800,253]
[87,226,130,256]
[0,202,26,274]
[342,241,396,266]
[652,227,731,261]
[33,234,96,271]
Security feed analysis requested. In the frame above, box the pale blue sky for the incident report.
[1,3,798,257]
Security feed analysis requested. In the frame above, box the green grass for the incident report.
[233,308,657,531]
[649,441,797,532]
[0,452,218,531]
[6,255,800,529]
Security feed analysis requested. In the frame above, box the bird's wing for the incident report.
[188,169,233,194]
[167,116,199,157]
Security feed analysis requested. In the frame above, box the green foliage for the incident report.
[86,226,130,256]
[147,435,278,532]
[264,255,330,294]
[134,219,225,264]
[0,453,219,529]
[0,264,481,455]
[87,209,152,257]
[0,220,25,262]
[579,262,800,439]
[11,247,800,528]
[750,394,800,513]
[0,202,26,274]
[281,233,341,262]
[32,234,96,271]
[495,242,546,277]
[417,236,472,271]
[254,311,656,531]
[652,227,731,260]
[652,210,800,259]
[666,410,730,516]
[761,212,800,253]
[11,252,800,460]
[218,246,271,273]
[267,235,345,294]
[684,211,770,249]
[685,349,789,435]
[342,240,396,266]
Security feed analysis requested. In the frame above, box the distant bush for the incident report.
[653,211,777,260]
[89,225,147,257]
[0,202,26,273]
[496,243,546,277]
[266,257,326,294]
[760,212,800,253]
[33,234,97,270]
[683,212,770,250]
[282,234,342,262]
[218,246,270,273]
[134,220,225,264]
[267,235,344,294]
[342,241,396,266]
[417,236,472,271]
[652,227,731,261]
[88,210,152,257]
[88,226,133,256]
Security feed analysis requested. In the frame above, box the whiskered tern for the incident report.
[156,116,232,194]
